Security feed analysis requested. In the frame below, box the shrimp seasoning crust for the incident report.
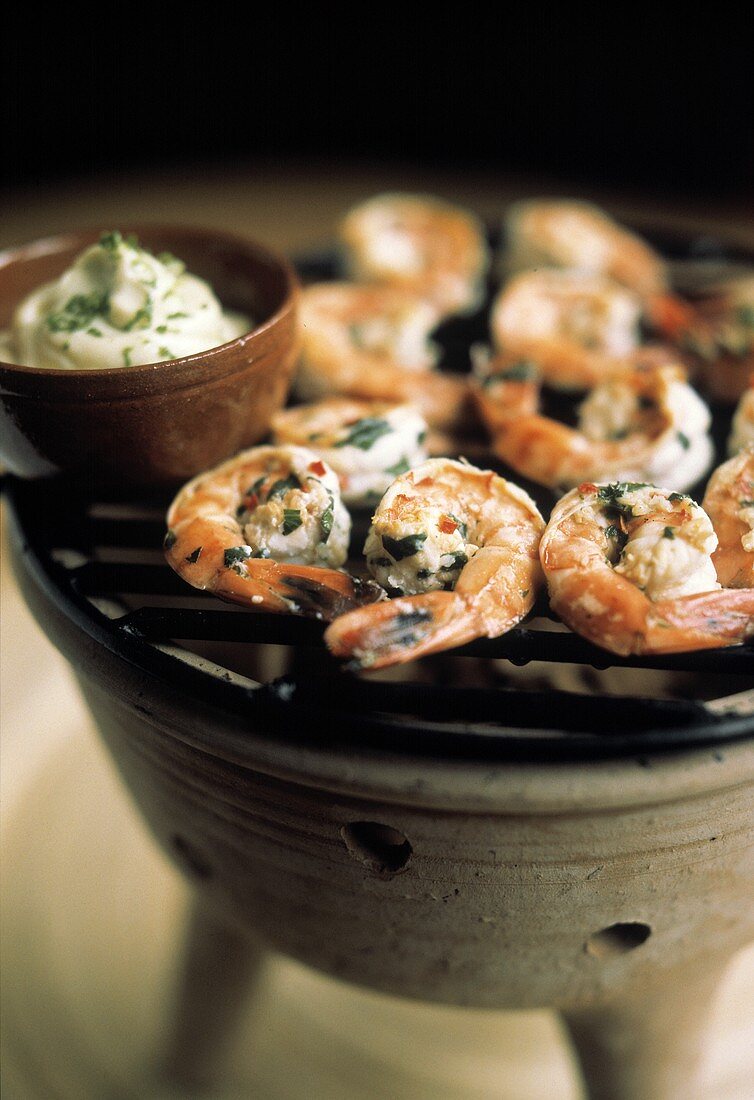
[294,282,472,429]
[164,445,384,620]
[540,482,754,656]
[271,397,428,507]
[473,352,713,491]
[490,270,643,391]
[324,458,545,668]
[702,446,754,589]
[339,192,490,319]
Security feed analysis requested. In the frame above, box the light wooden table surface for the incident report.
[2,163,753,1099]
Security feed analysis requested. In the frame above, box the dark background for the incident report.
[3,17,753,205]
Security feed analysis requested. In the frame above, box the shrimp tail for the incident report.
[325,590,475,668]
[216,561,385,621]
[647,589,754,652]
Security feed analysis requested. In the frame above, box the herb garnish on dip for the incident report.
[1,231,250,370]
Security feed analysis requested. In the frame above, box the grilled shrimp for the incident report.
[729,378,754,453]
[165,445,383,619]
[702,446,754,588]
[503,199,669,298]
[339,192,489,318]
[271,397,429,507]
[540,481,754,656]
[324,457,545,668]
[295,282,472,429]
[490,270,643,390]
[680,276,754,402]
[473,351,712,491]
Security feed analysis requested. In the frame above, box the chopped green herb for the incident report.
[122,347,133,367]
[385,455,411,477]
[158,346,174,360]
[445,551,468,570]
[606,428,630,441]
[520,589,530,599]
[737,304,754,328]
[597,482,648,519]
[224,546,252,568]
[417,430,427,445]
[663,526,676,539]
[87,327,103,337]
[335,417,393,451]
[604,523,628,553]
[185,546,202,563]
[156,324,168,334]
[282,508,303,535]
[668,492,690,503]
[251,547,271,559]
[47,291,110,333]
[320,494,334,542]
[246,475,267,498]
[156,251,184,273]
[382,532,428,561]
[677,431,690,450]
[267,473,302,499]
[417,569,433,579]
[123,300,153,332]
[99,230,122,251]
[446,514,468,539]
[739,499,754,507]
[164,529,177,550]
[167,311,189,320]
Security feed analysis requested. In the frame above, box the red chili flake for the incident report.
[438,514,458,534]
[308,460,326,476]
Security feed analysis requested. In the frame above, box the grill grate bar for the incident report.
[117,604,754,672]
[264,677,709,732]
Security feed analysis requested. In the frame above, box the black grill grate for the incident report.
[5,229,754,760]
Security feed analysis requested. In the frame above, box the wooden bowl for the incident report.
[0,226,299,488]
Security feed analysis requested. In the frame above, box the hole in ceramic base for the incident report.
[585,921,652,959]
[341,821,412,875]
[170,834,213,880]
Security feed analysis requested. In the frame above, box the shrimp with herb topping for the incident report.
[165,445,383,619]
[503,199,669,298]
[702,446,754,589]
[271,397,428,507]
[324,457,545,668]
[339,192,489,318]
[489,270,644,391]
[295,282,472,429]
[473,350,713,491]
[540,481,754,655]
